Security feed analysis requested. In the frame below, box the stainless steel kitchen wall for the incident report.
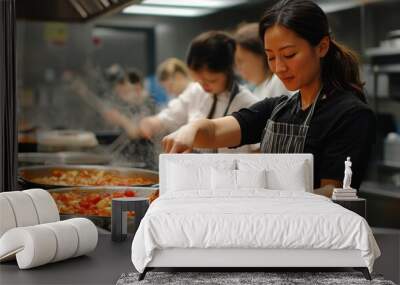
[16,20,157,132]
[16,21,107,131]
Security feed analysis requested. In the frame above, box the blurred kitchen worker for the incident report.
[103,65,155,139]
[139,31,259,153]
[235,22,293,100]
[100,65,158,169]
[157,58,192,97]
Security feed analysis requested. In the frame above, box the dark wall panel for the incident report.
[0,0,17,191]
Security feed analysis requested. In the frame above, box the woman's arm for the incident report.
[162,116,241,153]
[138,116,164,139]
[103,108,139,139]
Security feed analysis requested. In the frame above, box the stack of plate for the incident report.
[18,152,112,166]
[37,130,98,152]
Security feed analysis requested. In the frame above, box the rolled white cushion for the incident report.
[0,192,39,227]
[0,226,57,269]
[64,218,98,257]
[42,221,79,262]
[0,196,17,238]
[0,218,97,269]
[23,189,59,224]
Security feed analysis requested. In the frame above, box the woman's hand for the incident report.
[161,117,241,153]
[162,124,197,153]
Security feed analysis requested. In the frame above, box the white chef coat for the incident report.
[157,82,259,153]
[252,74,294,100]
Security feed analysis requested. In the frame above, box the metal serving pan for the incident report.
[18,164,159,189]
[18,152,112,166]
[47,186,159,231]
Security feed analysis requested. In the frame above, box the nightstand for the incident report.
[332,198,366,219]
[111,197,149,242]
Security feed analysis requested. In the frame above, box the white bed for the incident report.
[131,154,380,280]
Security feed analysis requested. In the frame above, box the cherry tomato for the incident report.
[52,170,62,177]
[87,193,101,204]
[58,193,68,203]
[79,200,90,209]
[124,190,135,197]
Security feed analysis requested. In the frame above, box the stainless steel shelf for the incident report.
[365,47,400,57]
[377,160,400,171]
[372,64,400,73]
[360,180,400,198]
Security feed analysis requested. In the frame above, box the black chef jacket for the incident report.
[231,89,376,189]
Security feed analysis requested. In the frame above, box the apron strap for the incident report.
[302,86,323,126]
[270,87,323,127]
[204,81,239,153]
[270,94,297,120]
[222,81,240,117]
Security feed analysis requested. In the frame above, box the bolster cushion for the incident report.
[0,189,59,238]
[0,218,98,269]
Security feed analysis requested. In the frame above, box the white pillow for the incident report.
[211,169,267,191]
[211,168,236,190]
[266,162,307,191]
[236,169,267,189]
[166,159,236,193]
[167,162,211,191]
[237,159,309,191]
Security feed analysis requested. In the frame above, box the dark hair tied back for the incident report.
[259,0,366,102]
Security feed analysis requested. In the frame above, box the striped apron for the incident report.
[260,89,322,153]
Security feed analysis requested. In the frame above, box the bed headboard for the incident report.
[159,153,314,195]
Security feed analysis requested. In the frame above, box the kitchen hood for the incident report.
[16,0,140,22]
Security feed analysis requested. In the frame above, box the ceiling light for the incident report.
[319,2,359,13]
[123,5,214,17]
[141,0,246,9]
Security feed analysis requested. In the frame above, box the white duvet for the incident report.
[131,190,380,273]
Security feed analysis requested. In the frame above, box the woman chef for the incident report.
[139,31,258,153]
[161,0,376,196]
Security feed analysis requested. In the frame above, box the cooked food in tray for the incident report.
[31,169,156,187]
[50,188,159,217]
